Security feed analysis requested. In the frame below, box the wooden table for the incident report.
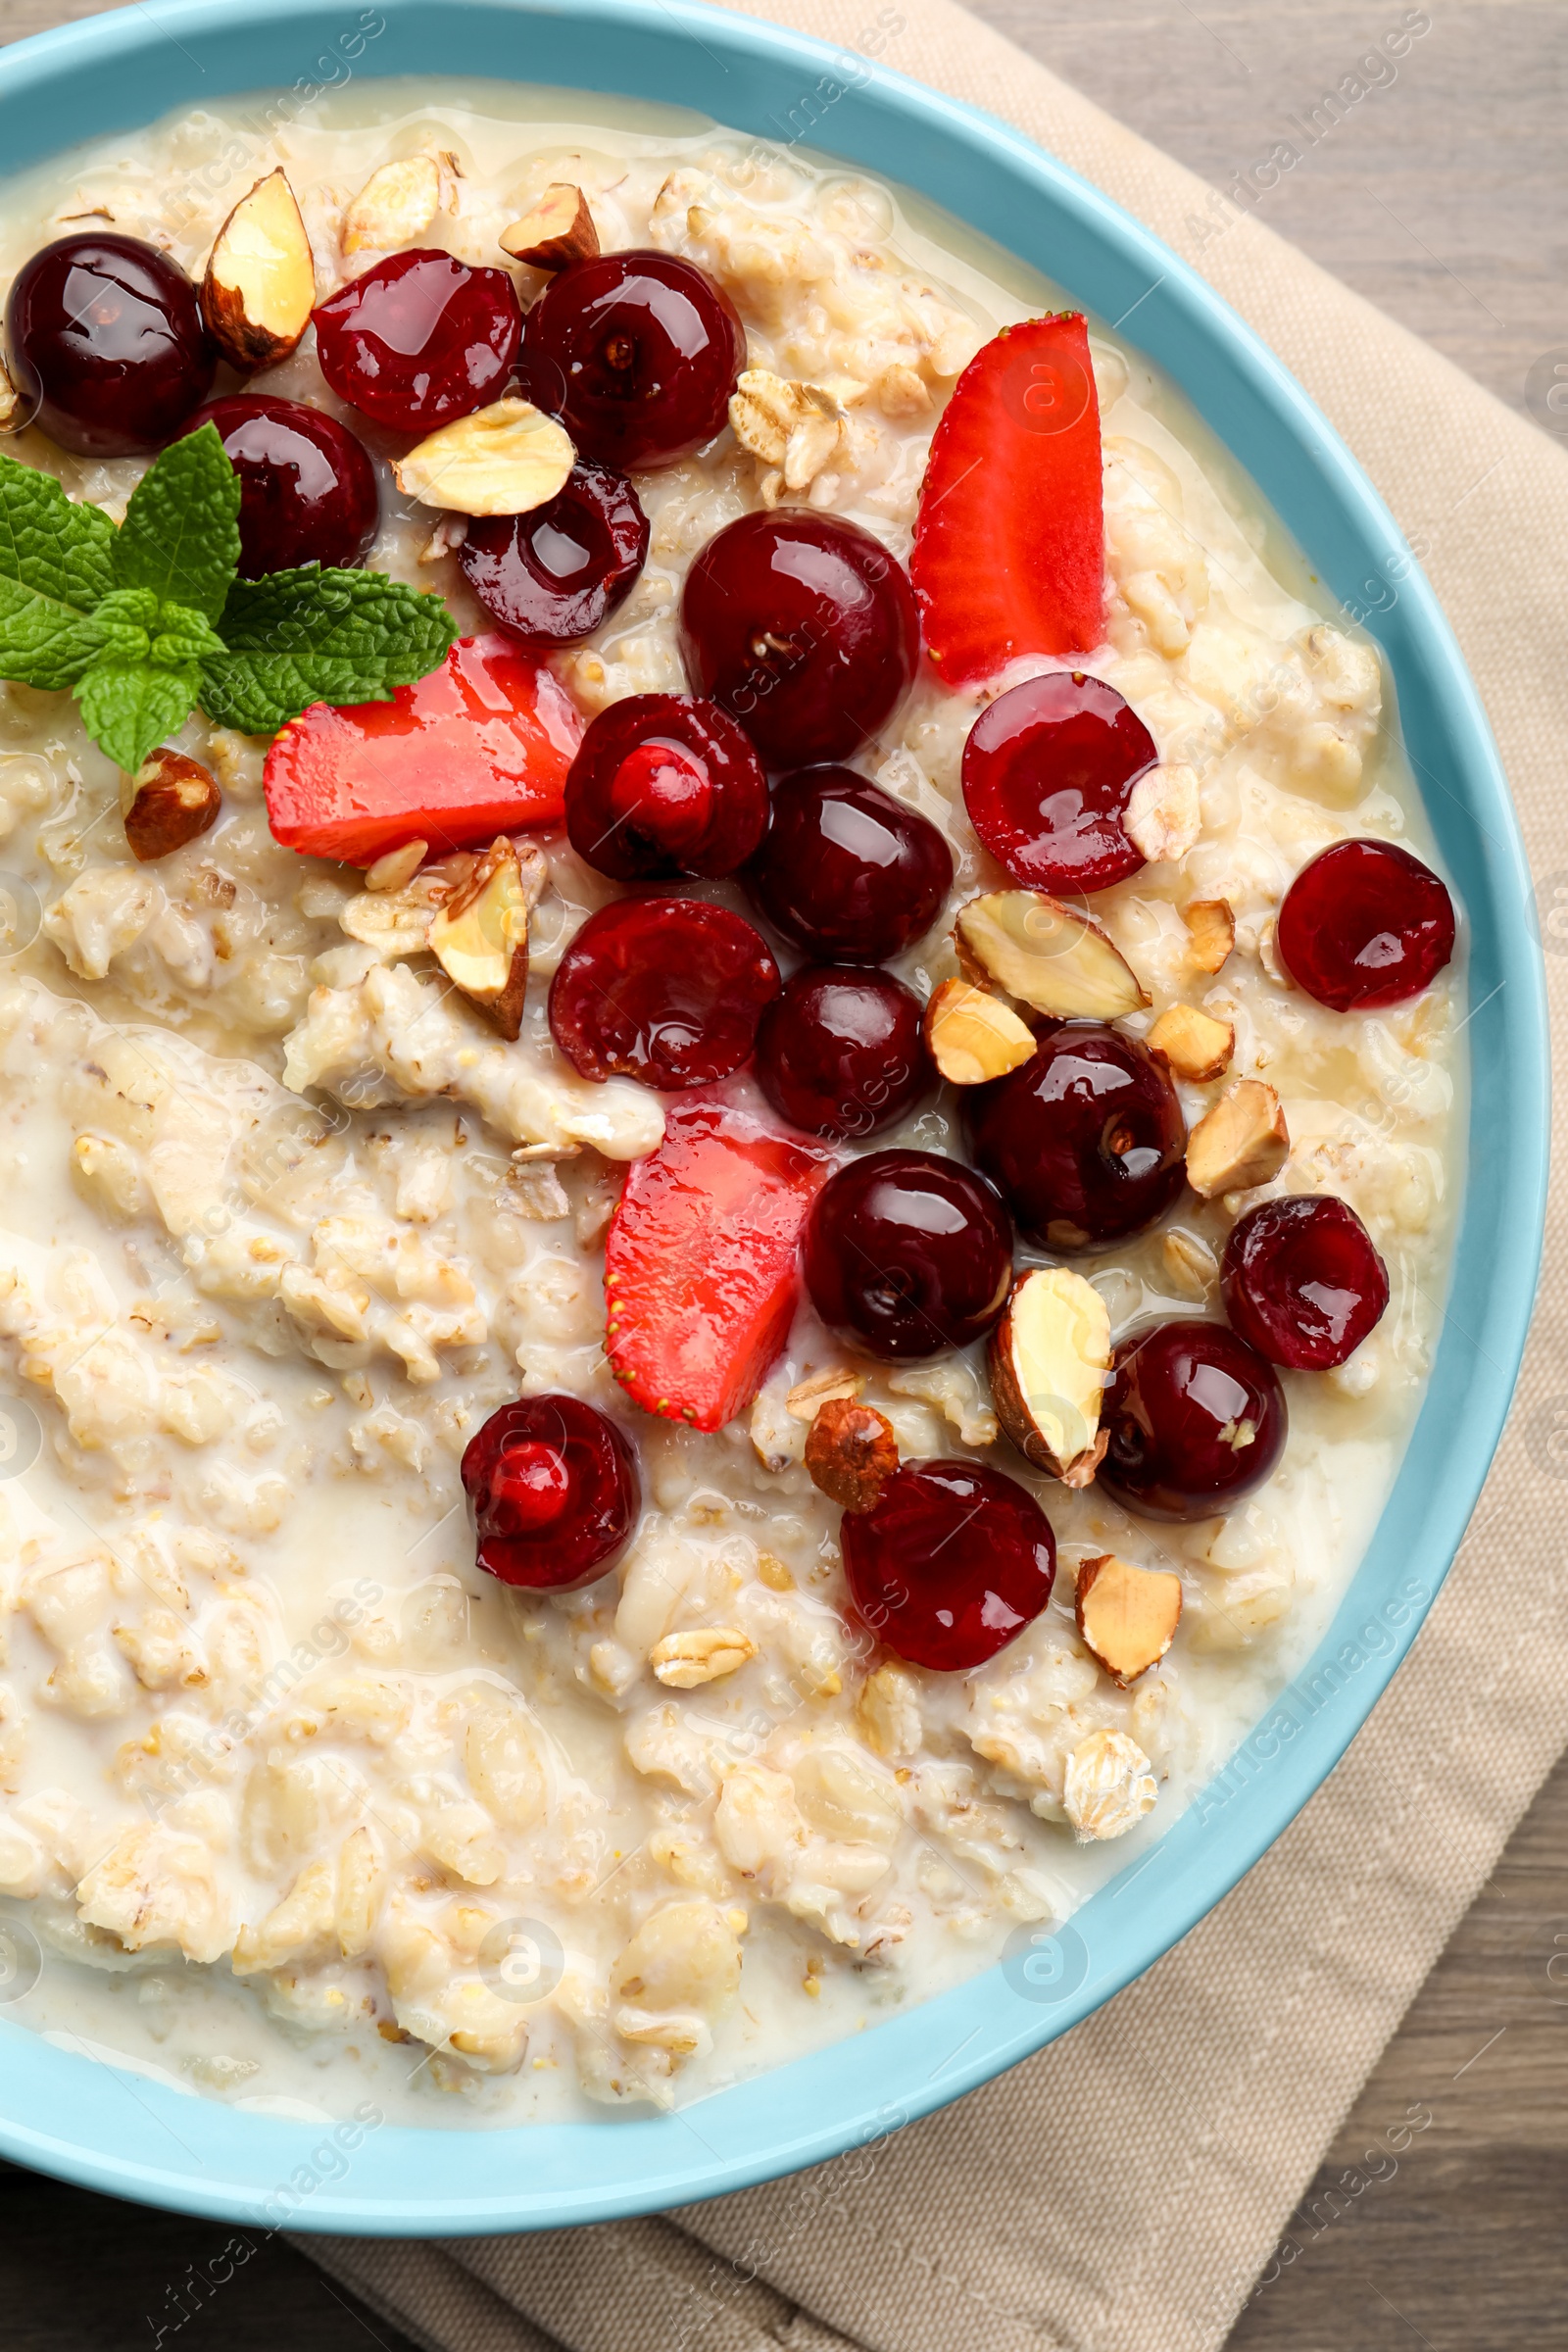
[0,3,1562,2345]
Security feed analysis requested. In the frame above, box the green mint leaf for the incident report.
[0,578,102,691]
[74,662,200,776]
[113,423,242,624]
[75,585,160,666]
[0,452,116,612]
[151,599,228,668]
[199,566,457,735]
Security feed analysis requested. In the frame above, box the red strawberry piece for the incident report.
[605,1098,831,1433]
[263,634,584,866]
[911,314,1104,689]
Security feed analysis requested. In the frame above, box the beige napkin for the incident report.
[308,3,1567,2344]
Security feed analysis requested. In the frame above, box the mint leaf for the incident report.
[75,662,200,775]
[0,452,116,611]
[199,567,457,734]
[75,585,160,666]
[0,579,101,691]
[113,424,241,624]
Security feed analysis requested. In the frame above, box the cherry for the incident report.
[549,896,780,1089]
[961,669,1154,894]
[1098,1319,1287,1523]
[804,1148,1012,1360]
[458,461,648,647]
[680,512,920,766]
[756,965,931,1140]
[966,1025,1186,1250]
[191,395,377,575]
[461,1393,639,1589]
[1221,1195,1390,1370]
[564,693,767,882]
[313,249,521,432]
[842,1458,1055,1671]
[519,250,744,470]
[6,233,216,458]
[1275,837,1455,1012]
[746,766,953,962]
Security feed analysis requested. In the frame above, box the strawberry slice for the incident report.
[911,314,1104,689]
[605,1099,831,1434]
[263,634,583,865]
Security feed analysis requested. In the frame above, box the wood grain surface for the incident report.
[0,2,1560,2346]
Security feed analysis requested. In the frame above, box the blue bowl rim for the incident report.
[0,0,1548,2238]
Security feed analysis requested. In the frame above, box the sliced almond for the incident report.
[1186,1079,1289,1198]
[200,170,315,371]
[0,359,25,434]
[1125,760,1200,864]
[428,840,529,1039]
[785,1367,864,1421]
[1147,1002,1235,1082]
[988,1267,1110,1488]
[342,154,440,254]
[121,748,220,862]
[955,891,1149,1021]
[804,1397,899,1515]
[1183,898,1235,974]
[365,838,428,893]
[922,978,1037,1085]
[650,1628,757,1688]
[392,398,575,517]
[500,183,599,270]
[1074,1553,1183,1686]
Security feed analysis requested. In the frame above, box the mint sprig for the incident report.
[0,424,457,775]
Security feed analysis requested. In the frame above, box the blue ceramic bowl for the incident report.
[0,0,1547,2238]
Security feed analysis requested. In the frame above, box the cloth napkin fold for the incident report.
[309,2,1568,2343]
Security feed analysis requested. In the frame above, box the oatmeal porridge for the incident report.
[0,80,1460,2127]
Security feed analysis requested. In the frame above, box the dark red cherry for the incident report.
[756,965,931,1140]
[458,461,647,647]
[805,1148,1012,1360]
[191,396,378,575]
[680,512,920,766]
[1221,1195,1390,1370]
[961,669,1154,894]
[519,250,744,470]
[842,1458,1055,1670]
[564,694,767,882]
[461,1393,639,1589]
[1099,1319,1287,1522]
[549,897,780,1089]
[967,1025,1186,1250]
[6,233,216,458]
[313,249,521,432]
[747,766,953,962]
[1276,837,1455,1011]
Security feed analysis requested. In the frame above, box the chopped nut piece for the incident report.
[1125,760,1200,864]
[121,748,221,862]
[923,978,1036,1085]
[1186,1079,1290,1198]
[366,839,428,893]
[393,398,575,517]
[1063,1728,1157,1840]
[200,169,316,370]
[500,183,600,270]
[0,358,25,434]
[418,514,469,564]
[955,891,1149,1021]
[1147,1002,1235,1082]
[650,1628,758,1687]
[428,840,530,1039]
[1183,898,1235,974]
[342,154,440,254]
[1074,1553,1183,1686]
[786,1367,864,1420]
[804,1397,899,1515]
[1160,1227,1218,1303]
[988,1267,1109,1487]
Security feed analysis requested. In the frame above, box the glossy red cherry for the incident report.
[549,897,780,1089]
[313,249,521,432]
[746,766,954,962]
[756,965,931,1140]
[6,233,216,457]
[842,1458,1055,1670]
[461,1394,639,1589]
[805,1148,1012,1360]
[1275,837,1455,1011]
[1221,1195,1390,1370]
[961,669,1154,894]
[191,395,378,575]
[564,694,767,882]
[680,512,920,766]
[458,461,648,647]
[966,1026,1186,1250]
[1099,1319,1288,1522]
[519,250,744,470]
